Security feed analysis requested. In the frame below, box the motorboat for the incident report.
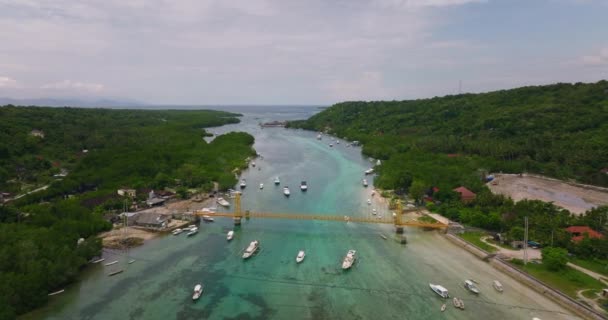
[341,250,356,270]
[202,215,214,222]
[91,258,105,264]
[274,177,280,185]
[300,181,308,191]
[367,199,371,205]
[259,183,264,189]
[380,234,387,240]
[187,224,197,231]
[329,143,333,147]
[317,134,322,140]
[372,209,377,215]
[217,197,230,207]
[187,227,198,236]
[362,179,368,187]
[429,283,449,298]
[104,260,118,266]
[336,140,340,144]
[243,240,259,259]
[172,228,183,235]
[128,259,136,264]
[371,190,376,196]
[464,280,480,294]
[240,179,247,189]
[493,280,504,292]
[251,162,256,167]
[296,250,306,263]
[283,186,290,197]
[192,284,203,301]
[453,297,461,308]
[364,168,374,175]
[227,230,234,241]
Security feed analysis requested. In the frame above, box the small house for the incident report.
[135,212,171,229]
[117,188,136,197]
[453,186,476,203]
[565,226,604,243]
[30,129,45,138]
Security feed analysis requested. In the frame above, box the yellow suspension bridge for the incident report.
[195,193,448,231]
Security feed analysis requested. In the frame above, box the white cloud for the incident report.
[580,47,608,66]
[41,80,104,93]
[0,76,19,88]
[372,0,486,8]
[326,72,391,101]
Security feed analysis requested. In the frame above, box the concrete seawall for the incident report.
[444,233,607,320]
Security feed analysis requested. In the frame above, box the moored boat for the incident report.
[329,143,333,147]
[227,230,234,241]
[380,234,387,240]
[493,280,504,292]
[192,284,204,300]
[464,280,480,294]
[108,270,123,276]
[453,297,460,308]
[172,228,183,235]
[317,134,322,140]
[283,186,290,196]
[296,250,306,263]
[367,199,371,205]
[441,304,446,312]
[187,227,198,236]
[217,197,230,207]
[429,283,449,298]
[91,258,105,264]
[300,181,308,191]
[372,208,377,215]
[202,215,214,222]
[274,177,280,185]
[362,179,368,187]
[105,260,118,266]
[259,183,264,189]
[240,179,247,189]
[243,240,259,259]
[364,168,374,175]
[48,289,65,296]
[341,250,356,270]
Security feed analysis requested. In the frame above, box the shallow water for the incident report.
[23,106,579,320]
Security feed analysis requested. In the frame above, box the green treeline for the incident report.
[0,106,255,318]
[290,81,608,190]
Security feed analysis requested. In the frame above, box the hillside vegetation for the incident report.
[0,106,255,318]
[290,81,608,190]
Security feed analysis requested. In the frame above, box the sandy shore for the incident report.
[488,173,608,215]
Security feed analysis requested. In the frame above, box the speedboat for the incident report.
[464,280,480,294]
[187,224,197,231]
[317,134,322,140]
[259,183,264,189]
[329,143,333,147]
[105,260,118,266]
[367,199,371,205]
[187,227,198,236]
[364,168,374,175]
[362,179,368,187]
[192,284,203,300]
[243,240,259,259]
[217,197,230,207]
[296,250,305,263]
[493,280,503,292]
[227,230,234,241]
[240,179,247,189]
[341,250,356,270]
[251,162,256,167]
[172,228,183,235]
[283,186,290,197]
[429,283,449,298]
[274,177,280,185]
[202,215,214,222]
[372,208,377,215]
[300,181,308,191]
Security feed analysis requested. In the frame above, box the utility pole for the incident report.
[523,216,528,265]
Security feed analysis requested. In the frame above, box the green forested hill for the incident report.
[290,81,608,190]
[0,106,255,318]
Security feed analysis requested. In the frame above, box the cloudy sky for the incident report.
[0,0,607,105]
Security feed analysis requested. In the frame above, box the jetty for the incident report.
[260,121,287,128]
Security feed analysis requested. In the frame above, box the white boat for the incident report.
[172,228,183,235]
[187,224,197,231]
[367,199,371,205]
[336,140,340,144]
[441,304,446,312]
[105,260,118,266]
[300,181,308,191]
[317,134,322,140]
[430,283,449,298]
[362,179,368,187]
[251,162,256,167]
[329,143,333,147]
[274,177,280,185]
[192,284,203,300]
[217,197,230,207]
[243,240,259,259]
[187,227,198,236]
[341,250,356,270]
[227,230,234,241]
[202,215,214,222]
[48,289,65,296]
[493,280,504,292]
[296,250,306,263]
[283,186,290,196]
[371,190,376,196]
[259,183,264,189]
[464,280,480,294]
[128,259,136,264]
[380,234,387,240]
[240,179,247,189]
[91,258,105,264]
[364,168,374,175]
[372,208,377,215]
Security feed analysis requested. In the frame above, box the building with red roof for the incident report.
[565,226,604,242]
[453,186,476,203]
